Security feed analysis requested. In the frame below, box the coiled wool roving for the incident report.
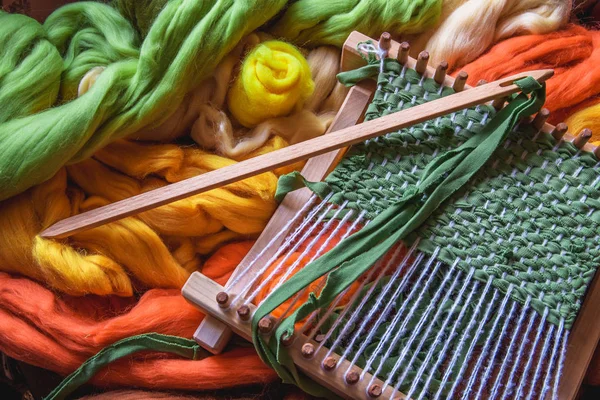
[0,0,288,201]
[228,41,314,128]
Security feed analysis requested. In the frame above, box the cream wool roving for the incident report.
[417,0,572,68]
[0,0,288,201]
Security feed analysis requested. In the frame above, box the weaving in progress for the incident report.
[181,33,600,400]
[4,1,600,400]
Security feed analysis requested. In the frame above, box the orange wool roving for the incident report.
[461,24,600,120]
[0,241,277,391]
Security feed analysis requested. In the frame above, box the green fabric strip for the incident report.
[256,77,545,397]
[45,333,204,400]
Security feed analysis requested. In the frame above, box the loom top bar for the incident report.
[40,70,553,239]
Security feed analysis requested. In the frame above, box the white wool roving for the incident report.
[420,0,572,69]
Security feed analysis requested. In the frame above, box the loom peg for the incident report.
[215,292,229,308]
[345,370,360,385]
[573,128,592,149]
[434,61,448,84]
[281,332,295,347]
[397,42,410,65]
[378,32,391,56]
[301,343,315,358]
[551,123,568,141]
[533,108,550,130]
[258,316,274,334]
[416,51,429,75]
[322,356,337,371]
[368,384,383,398]
[491,97,507,110]
[594,143,600,159]
[453,71,468,92]
[237,305,251,321]
[314,333,325,343]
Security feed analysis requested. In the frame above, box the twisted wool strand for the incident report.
[0,0,289,201]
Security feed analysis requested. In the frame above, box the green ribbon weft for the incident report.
[252,77,546,397]
[45,333,205,400]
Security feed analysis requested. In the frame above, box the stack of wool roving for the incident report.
[6,0,600,398]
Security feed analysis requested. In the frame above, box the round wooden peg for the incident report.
[434,61,448,84]
[237,305,251,321]
[551,122,568,141]
[573,128,592,149]
[368,383,383,398]
[532,108,550,130]
[258,316,274,334]
[453,71,468,92]
[322,356,337,371]
[215,292,229,308]
[301,343,315,359]
[416,51,429,75]
[397,42,410,65]
[345,370,360,385]
[281,332,295,347]
[378,32,391,55]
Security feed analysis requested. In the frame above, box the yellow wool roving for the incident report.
[228,41,315,128]
[565,103,600,144]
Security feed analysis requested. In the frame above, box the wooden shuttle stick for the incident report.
[40,69,553,239]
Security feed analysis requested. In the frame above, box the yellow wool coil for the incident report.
[228,41,315,128]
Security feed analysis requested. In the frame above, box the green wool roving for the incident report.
[270,0,443,47]
[0,12,62,123]
[0,0,287,201]
[112,0,170,39]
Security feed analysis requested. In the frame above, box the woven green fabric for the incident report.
[322,62,599,329]
[253,55,554,397]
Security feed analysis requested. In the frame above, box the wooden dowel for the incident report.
[551,122,568,141]
[532,108,550,130]
[434,61,448,84]
[397,42,410,65]
[416,51,429,75]
[39,70,554,239]
[453,71,468,92]
[378,32,391,56]
[572,128,592,149]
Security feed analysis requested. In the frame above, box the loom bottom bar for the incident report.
[182,272,405,400]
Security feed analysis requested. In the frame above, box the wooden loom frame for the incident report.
[182,32,600,399]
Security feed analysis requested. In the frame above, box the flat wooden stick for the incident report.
[40,69,553,239]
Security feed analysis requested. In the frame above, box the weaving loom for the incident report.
[181,33,600,400]
[41,31,600,399]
